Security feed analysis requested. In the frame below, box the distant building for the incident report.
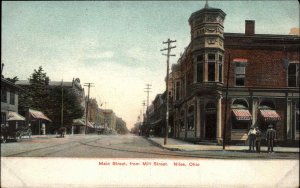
[168,3,299,145]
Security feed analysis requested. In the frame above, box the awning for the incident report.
[7,111,25,121]
[260,110,281,121]
[72,118,94,128]
[232,109,252,121]
[233,58,248,63]
[29,109,52,122]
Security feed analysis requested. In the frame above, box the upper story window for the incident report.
[197,55,204,82]
[235,61,247,86]
[218,55,223,83]
[1,88,7,103]
[208,53,216,81]
[288,63,299,87]
[10,91,15,105]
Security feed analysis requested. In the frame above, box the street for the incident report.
[1,134,299,159]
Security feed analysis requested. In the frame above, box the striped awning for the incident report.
[260,110,281,121]
[233,58,248,63]
[29,109,52,122]
[232,109,252,121]
[7,111,25,121]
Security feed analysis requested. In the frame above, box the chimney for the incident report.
[245,20,255,35]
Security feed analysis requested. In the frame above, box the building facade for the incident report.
[1,78,24,128]
[169,3,300,145]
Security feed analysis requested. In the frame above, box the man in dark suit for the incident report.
[266,124,276,153]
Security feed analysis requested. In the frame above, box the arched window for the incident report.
[288,63,299,87]
[232,99,249,108]
[259,100,275,110]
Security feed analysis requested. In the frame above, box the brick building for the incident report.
[169,3,299,145]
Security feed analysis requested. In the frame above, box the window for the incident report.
[219,55,223,82]
[1,88,7,103]
[232,120,249,129]
[1,112,6,125]
[188,106,195,130]
[288,63,299,87]
[197,63,203,82]
[235,62,246,86]
[175,81,180,101]
[10,91,15,105]
[296,102,300,132]
[197,55,203,82]
[208,63,215,81]
[208,53,216,81]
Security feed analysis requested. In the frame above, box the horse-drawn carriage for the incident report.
[1,124,32,143]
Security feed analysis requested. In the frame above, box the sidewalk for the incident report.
[148,137,300,153]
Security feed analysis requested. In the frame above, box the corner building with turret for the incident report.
[168,3,299,145]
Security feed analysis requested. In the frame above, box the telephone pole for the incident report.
[161,38,176,145]
[84,82,94,134]
[144,84,152,137]
[61,80,64,128]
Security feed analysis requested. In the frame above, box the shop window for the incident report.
[232,120,249,130]
[288,63,299,87]
[188,106,194,130]
[10,91,15,105]
[1,88,7,103]
[235,62,246,86]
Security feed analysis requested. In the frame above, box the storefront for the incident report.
[29,109,51,135]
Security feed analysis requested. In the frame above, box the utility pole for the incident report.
[61,80,64,128]
[84,82,94,134]
[223,53,231,150]
[141,100,146,123]
[144,84,152,137]
[161,38,176,145]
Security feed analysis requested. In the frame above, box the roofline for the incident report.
[1,78,24,90]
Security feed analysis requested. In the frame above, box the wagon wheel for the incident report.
[15,131,22,142]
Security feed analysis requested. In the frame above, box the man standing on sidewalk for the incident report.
[255,127,262,153]
[248,126,256,152]
[266,124,276,153]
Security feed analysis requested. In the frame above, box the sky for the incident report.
[2,1,299,129]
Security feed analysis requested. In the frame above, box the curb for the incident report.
[146,138,185,151]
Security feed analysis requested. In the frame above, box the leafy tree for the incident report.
[18,66,50,116]
[48,86,84,132]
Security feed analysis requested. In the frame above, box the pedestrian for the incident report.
[266,124,276,153]
[255,127,262,153]
[248,126,256,152]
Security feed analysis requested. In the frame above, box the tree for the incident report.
[88,98,99,123]
[18,66,50,116]
[48,86,84,132]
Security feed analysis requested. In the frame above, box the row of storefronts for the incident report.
[143,2,299,146]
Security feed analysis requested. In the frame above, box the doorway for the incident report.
[205,113,217,139]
